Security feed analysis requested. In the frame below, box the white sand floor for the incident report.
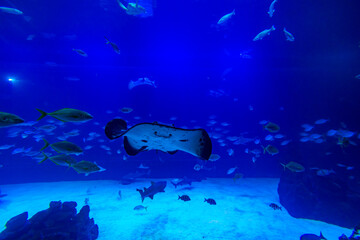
[0,178,353,240]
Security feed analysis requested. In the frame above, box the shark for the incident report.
[136,181,167,202]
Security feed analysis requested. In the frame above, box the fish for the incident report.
[194,164,203,171]
[204,198,216,205]
[116,0,147,16]
[0,7,23,15]
[263,122,280,133]
[280,140,291,146]
[283,28,295,41]
[40,139,83,155]
[337,129,355,138]
[300,232,327,240]
[232,173,243,182]
[281,161,305,172]
[227,148,234,156]
[36,108,93,122]
[209,154,220,161]
[134,205,148,211]
[0,112,24,128]
[227,167,237,175]
[40,153,77,166]
[355,74,360,79]
[269,203,282,210]
[71,161,105,176]
[104,37,120,54]
[105,118,212,160]
[217,9,235,25]
[274,134,285,139]
[136,181,167,202]
[262,145,279,155]
[327,129,337,136]
[0,144,15,150]
[138,163,149,169]
[128,77,156,90]
[178,195,191,202]
[267,0,277,17]
[120,107,133,113]
[253,25,276,41]
[265,134,274,141]
[316,169,335,177]
[171,177,193,188]
[314,119,329,125]
[73,49,88,57]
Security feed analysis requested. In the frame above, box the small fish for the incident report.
[281,161,305,173]
[194,164,203,171]
[0,144,15,150]
[337,129,355,138]
[280,140,291,146]
[302,124,314,132]
[40,139,83,155]
[327,129,337,136]
[233,173,243,182]
[263,122,280,133]
[0,112,24,128]
[217,9,235,25]
[267,0,277,17]
[254,139,260,144]
[314,119,329,125]
[40,153,77,166]
[253,25,276,41]
[316,169,335,177]
[209,154,220,162]
[283,28,295,41]
[300,232,327,240]
[355,74,360,79]
[138,163,150,169]
[178,195,191,202]
[262,145,279,155]
[36,108,93,122]
[259,120,268,125]
[73,48,88,57]
[120,107,133,113]
[71,161,106,176]
[0,7,23,15]
[269,203,282,210]
[227,148,234,156]
[204,198,216,205]
[274,134,285,139]
[134,205,148,211]
[265,134,274,141]
[128,77,156,90]
[12,147,26,154]
[227,167,237,175]
[104,37,120,54]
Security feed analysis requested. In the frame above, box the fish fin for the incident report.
[36,108,48,121]
[123,137,147,156]
[40,139,50,151]
[116,0,128,11]
[38,152,49,164]
[104,36,110,44]
[167,150,178,155]
[105,118,128,140]
[145,206,148,211]
[171,182,177,188]
[136,189,145,202]
[151,181,155,185]
[320,232,325,239]
[149,194,154,199]
[280,163,287,171]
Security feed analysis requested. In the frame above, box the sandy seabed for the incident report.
[0,178,352,240]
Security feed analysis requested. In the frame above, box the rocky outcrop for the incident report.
[0,201,98,240]
[278,170,360,228]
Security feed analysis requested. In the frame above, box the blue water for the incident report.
[1,0,360,235]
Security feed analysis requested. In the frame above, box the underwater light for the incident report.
[8,78,14,82]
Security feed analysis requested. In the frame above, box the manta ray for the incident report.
[105,118,212,160]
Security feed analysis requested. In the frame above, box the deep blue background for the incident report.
[1,0,360,184]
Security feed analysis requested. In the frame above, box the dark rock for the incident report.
[278,170,360,228]
[5,212,28,232]
[0,201,98,240]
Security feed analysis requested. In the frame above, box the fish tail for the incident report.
[145,206,148,211]
[136,189,145,202]
[40,139,50,151]
[204,198,207,202]
[271,25,276,31]
[261,145,266,154]
[38,152,49,164]
[178,195,180,200]
[171,181,177,188]
[280,163,287,171]
[36,108,48,121]
[104,36,110,44]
